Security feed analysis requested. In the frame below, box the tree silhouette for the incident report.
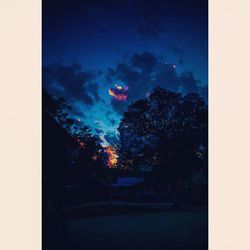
[118,87,208,187]
[43,89,108,211]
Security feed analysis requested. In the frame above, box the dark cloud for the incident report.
[131,52,157,73]
[178,71,200,93]
[43,63,101,105]
[169,44,185,65]
[106,51,207,114]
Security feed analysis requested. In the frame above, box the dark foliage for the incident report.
[43,89,108,215]
[118,87,208,186]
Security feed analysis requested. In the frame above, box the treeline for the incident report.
[43,86,208,211]
[43,90,112,213]
[118,86,208,205]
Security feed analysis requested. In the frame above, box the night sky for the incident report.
[43,0,208,145]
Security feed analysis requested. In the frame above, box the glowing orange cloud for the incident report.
[109,88,128,101]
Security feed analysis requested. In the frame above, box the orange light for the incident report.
[105,146,118,168]
[92,155,98,160]
[109,88,128,101]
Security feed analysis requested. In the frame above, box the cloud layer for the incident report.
[106,51,207,114]
[43,63,101,105]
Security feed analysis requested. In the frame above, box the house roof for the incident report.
[109,177,144,187]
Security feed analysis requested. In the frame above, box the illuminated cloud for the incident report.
[108,85,129,101]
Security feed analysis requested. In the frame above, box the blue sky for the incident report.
[43,0,208,144]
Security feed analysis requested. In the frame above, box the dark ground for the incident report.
[44,207,207,250]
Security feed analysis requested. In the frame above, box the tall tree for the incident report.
[118,87,208,185]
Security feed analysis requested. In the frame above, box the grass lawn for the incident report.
[62,210,207,250]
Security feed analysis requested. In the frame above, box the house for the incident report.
[108,176,171,202]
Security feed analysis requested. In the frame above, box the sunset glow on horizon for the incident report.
[105,146,118,168]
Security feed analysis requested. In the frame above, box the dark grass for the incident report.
[44,208,207,250]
